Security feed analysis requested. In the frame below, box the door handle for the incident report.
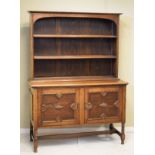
[70,102,78,110]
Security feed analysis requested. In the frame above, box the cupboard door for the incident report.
[38,88,80,127]
[84,87,122,124]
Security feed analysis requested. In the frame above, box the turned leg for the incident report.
[121,122,125,144]
[109,123,114,130]
[33,129,38,152]
[108,123,125,144]
[30,121,33,142]
[109,123,114,134]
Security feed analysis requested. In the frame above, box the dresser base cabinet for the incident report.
[29,81,127,152]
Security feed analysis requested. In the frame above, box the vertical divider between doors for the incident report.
[79,88,85,124]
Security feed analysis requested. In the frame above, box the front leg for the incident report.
[30,121,33,142]
[121,122,125,144]
[33,128,38,152]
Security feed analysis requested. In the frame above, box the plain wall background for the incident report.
[20,0,134,128]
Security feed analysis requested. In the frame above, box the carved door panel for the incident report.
[38,88,80,127]
[84,87,122,124]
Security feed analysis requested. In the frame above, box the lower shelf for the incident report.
[30,123,125,153]
[38,129,118,140]
[33,75,118,81]
[34,59,116,77]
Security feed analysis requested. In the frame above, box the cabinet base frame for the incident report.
[30,122,125,153]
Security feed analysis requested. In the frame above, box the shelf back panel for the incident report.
[34,38,116,56]
[34,59,115,77]
[34,18,116,35]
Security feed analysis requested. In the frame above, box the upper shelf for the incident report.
[33,17,117,36]
[34,55,117,60]
[33,34,117,38]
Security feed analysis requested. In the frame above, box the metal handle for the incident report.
[70,102,78,110]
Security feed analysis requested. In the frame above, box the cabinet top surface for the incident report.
[29,77,128,88]
[29,11,122,15]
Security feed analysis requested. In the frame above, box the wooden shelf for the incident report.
[34,55,117,60]
[32,76,118,81]
[33,34,117,38]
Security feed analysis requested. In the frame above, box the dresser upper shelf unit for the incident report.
[31,11,119,78]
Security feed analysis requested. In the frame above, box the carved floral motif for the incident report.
[113,100,119,107]
[54,104,64,109]
[56,93,63,99]
[85,102,93,110]
[100,113,105,119]
[99,102,107,107]
[98,100,119,108]
[41,103,64,112]
[101,92,107,97]
[41,104,53,112]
